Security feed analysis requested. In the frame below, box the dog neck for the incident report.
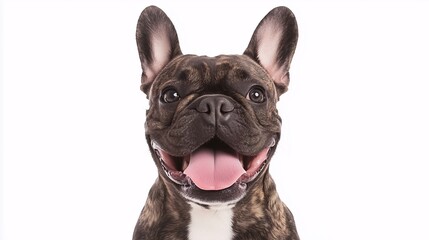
[133,174,298,240]
[188,202,235,240]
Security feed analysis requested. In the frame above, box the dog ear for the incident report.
[136,6,182,95]
[244,7,298,96]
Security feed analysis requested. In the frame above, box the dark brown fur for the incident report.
[133,179,190,239]
[232,174,299,239]
[133,6,299,240]
[145,55,281,157]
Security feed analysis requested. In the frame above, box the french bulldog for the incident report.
[133,5,299,240]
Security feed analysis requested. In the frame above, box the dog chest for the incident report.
[188,202,234,240]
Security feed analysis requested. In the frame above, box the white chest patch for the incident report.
[188,202,235,240]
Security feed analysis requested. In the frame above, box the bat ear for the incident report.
[244,7,298,96]
[136,6,182,96]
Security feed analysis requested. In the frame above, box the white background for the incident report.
[2,0,429,240]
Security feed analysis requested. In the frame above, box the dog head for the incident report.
[136,6,298,205]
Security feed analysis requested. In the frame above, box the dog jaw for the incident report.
[151,137,276,205]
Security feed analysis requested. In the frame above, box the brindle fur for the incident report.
[133,178,190,239]
[145,55,281,157]
[232,174,299,239]
[133,5,299,240]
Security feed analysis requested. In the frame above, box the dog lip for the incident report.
[151,139,274,188]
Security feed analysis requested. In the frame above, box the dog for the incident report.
[133,6,299,240]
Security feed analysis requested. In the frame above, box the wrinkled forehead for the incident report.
[147,54,279,101]
[157,54,273,85]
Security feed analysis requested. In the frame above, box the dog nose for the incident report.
[195,95,235,123]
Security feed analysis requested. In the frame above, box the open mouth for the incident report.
[152,138,274,191]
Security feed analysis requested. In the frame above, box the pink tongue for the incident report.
[184,147,245,191]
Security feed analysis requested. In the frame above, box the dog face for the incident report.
[136,6,298,205]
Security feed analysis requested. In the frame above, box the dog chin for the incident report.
[151,137,276,205]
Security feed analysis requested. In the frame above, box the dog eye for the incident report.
[161,88,181,103]
[247,87,266,103]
